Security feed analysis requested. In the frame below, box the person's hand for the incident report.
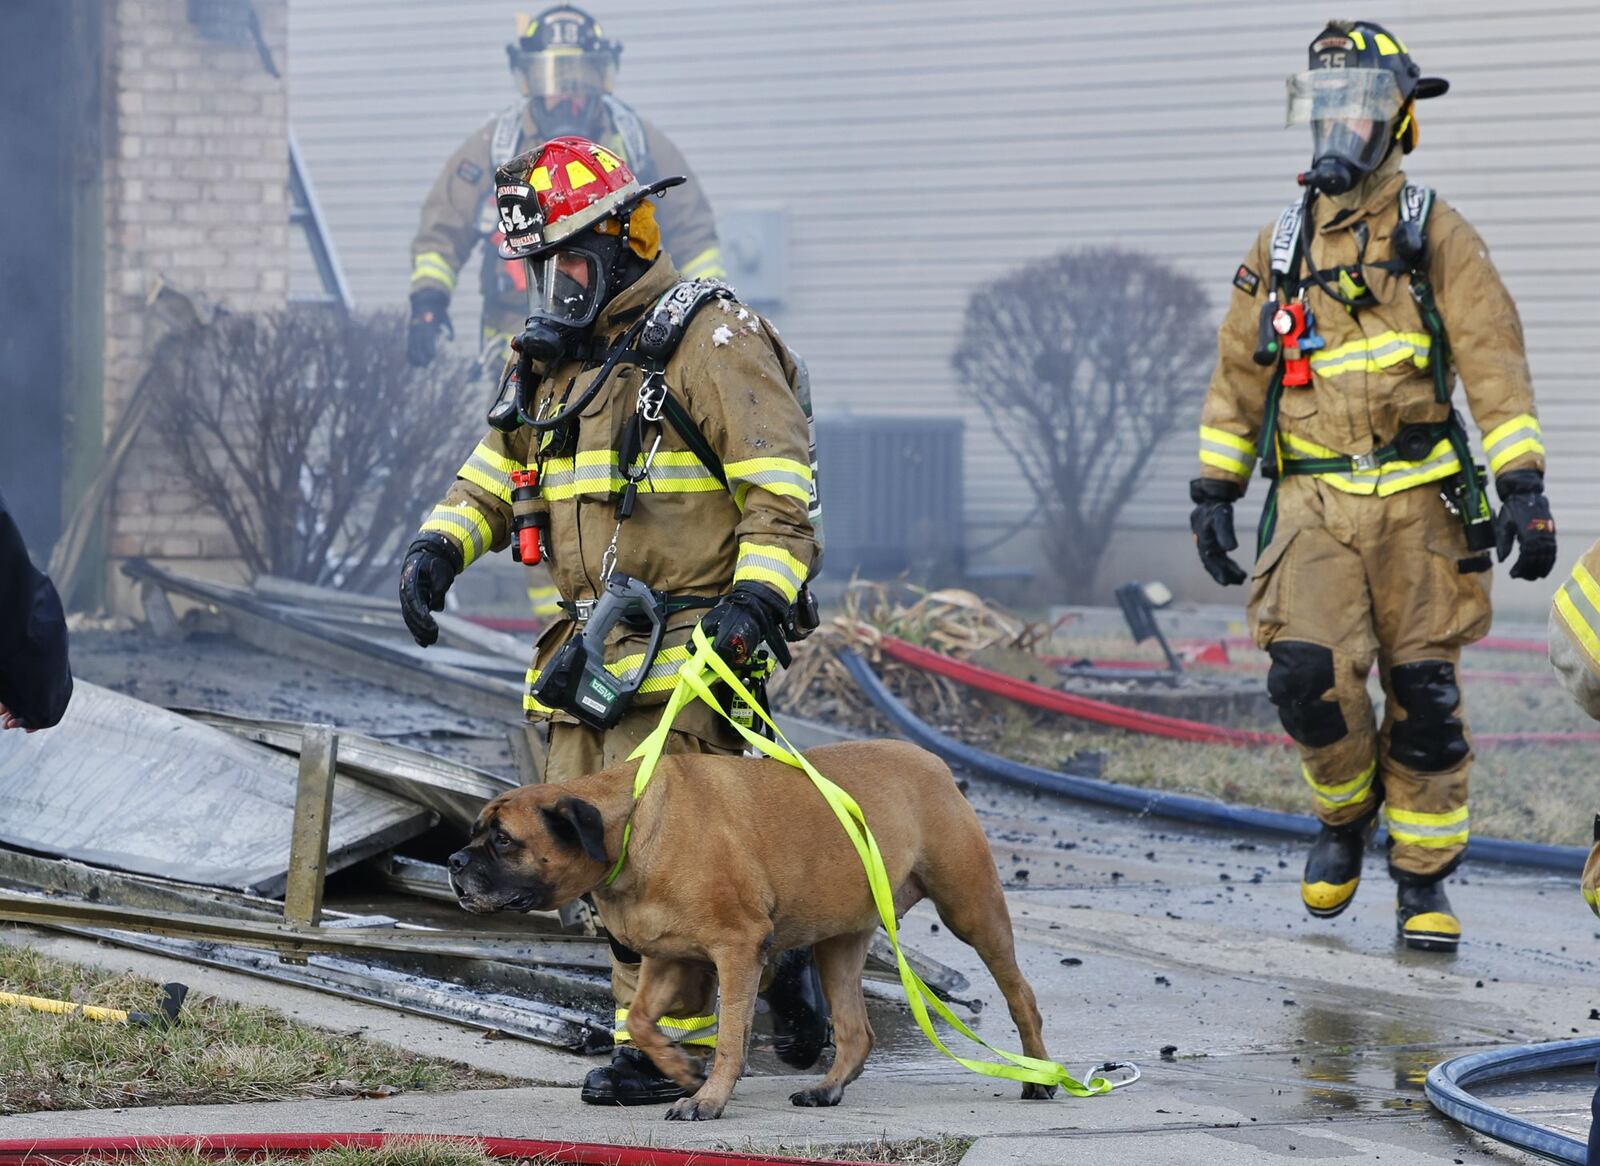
[1190,478,1247,586]
[700,582,791,669]
[399,533,462,647]
[0,703,36,733]
[407,288,454,368]
[1494,469,1557,581]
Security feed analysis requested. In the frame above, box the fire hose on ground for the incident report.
[1425,1036,1600,1164]
[0,1133,859,1166]
[834,648,1588,872]
[873,635,1600,748]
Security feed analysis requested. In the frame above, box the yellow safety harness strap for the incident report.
[603,626,1135,1097]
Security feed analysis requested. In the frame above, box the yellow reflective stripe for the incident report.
[1483,414,1544,474]
[542,450,724,500]
[1281,433,1459,497]
[1349,28,1367,50]
[612,1008,719,1047]
[421,503,492,568]
[735,541,807,603]
[527,585,562,618]
[1555,563,1600,672]
[456,442,521,504]
[680,247,725,279]
[1198,426,1257,477]
[726,455,812,506]
[1585,885,1599,913]
[1301,759,1376,811]
[1374,32,1400,55]
[1308,331,1431,378]
[410,251,457,291]
[1384,804,1470,848]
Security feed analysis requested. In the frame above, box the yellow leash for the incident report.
[603,626,1135,1096]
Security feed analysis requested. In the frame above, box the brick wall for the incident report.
[102,0,288,612]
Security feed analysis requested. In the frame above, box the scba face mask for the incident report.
[1286,67,1403,194]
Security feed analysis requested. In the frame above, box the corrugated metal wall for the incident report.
[290,0,1600,609]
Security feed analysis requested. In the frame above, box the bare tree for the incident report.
[952,247,1212,601]
[151,307,484,592]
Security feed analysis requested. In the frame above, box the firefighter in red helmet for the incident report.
[401,138,826,1106]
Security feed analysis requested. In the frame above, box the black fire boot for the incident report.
[1395,873,1461,953]
[579,1045,691,1106]
[1301,813,1377,919]
[762,947,830,1069]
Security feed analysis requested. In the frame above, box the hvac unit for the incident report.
[814,415,964,580]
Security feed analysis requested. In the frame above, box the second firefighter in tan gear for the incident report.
[407,5,723,364]
[399,137,818,1105]
[1549,540,1600,921]
[1190,20,1556,952]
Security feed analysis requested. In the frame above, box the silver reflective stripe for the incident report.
[738,547,806,593]
[729,466,811,492]
[1562,575,1600,642]
[426,509,486,560]
[602,94,654,179]
[1309,333,1429,375]
[1384,813,1470,841]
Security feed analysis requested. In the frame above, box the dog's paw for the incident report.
[1021,1083,1058,1101]
[789,1084,843,1108]
[666,1095,725,1121]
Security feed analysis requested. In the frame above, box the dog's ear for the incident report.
[540,795,608,865]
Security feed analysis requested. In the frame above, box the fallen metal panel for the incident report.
[175,709,517,830]
[0,683,435,896]
[0,891,612,970]
[124,558,524,722]
[77,931,610,1053]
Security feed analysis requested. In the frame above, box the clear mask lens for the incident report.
[531,250,603,327]
[1286,68,1403,173]
[516,51,613,99]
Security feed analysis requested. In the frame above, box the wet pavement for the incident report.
[37,625,1597,1161]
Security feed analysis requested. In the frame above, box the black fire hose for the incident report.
[834,649,1588,873]
[1426,1036,1600,1164]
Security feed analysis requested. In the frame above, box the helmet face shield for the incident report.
[1287,67,1404,174]
[513,49,615,99]
[529,245,608,329]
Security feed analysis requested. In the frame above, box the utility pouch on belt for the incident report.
[531,573,665,730]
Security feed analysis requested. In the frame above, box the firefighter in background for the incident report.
[405,5,723,368]
[399,138,824,1105]
[1189,21,1556,952]
[1548,540,1600,1164]
[408,5,722,623]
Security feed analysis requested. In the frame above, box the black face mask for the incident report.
[535,94,602,140]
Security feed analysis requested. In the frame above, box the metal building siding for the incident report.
[290,0,1600,596]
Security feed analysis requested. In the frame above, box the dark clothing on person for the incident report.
[0,489,71,728]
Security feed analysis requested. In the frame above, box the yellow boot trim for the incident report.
[1301,877,1359,916]
[1400,909,1461,952]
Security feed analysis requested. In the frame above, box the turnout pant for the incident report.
[545,700,744,1050]
[1247,477,1491,879]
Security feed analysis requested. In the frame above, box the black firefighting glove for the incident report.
[399,532,462,647]
[407,288,454,368]
[1494,469,1557,581]
[1189,478,1247,587]
[700,582,792,670]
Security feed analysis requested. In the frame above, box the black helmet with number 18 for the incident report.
[506,6,622,139]
[1287,20,1449,195]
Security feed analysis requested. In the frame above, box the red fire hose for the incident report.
[0,1133,857,1166]
[876,635,1600,747]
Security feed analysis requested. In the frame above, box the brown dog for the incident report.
[448,738,1053,1120]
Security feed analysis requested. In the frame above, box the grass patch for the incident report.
[0,939,510,1115]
